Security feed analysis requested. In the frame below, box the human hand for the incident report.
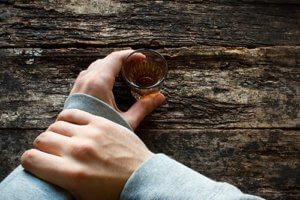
[21,109,153,200]
[71,49,166,130]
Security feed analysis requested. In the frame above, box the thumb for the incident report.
[122,93,166,130]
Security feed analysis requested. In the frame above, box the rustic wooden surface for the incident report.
[0,0,299,199]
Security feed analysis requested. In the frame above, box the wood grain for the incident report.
[0,128,299,199]
[0,0,299,48]
[0,47,299,129]
[0,1,299,199]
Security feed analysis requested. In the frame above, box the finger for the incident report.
[21,149,72,190]
[122,93,166,129]
[48,120,82,137]
[104,49,145,77]
[88,51,145,73]
[103,49,134,77]
[57,109,94,125]
[87,50,133,72]
[126,52,146,62]
[33,131,70,156]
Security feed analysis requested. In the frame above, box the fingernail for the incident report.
[154,93,166,106]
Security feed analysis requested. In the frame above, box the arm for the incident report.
[121,154,264,200]
[20,105,264,200]
[2,49,263,200]
[0,50,164,200]
[64,50,264,199]
[65,92,263,199]
[0,94,134,200]
[1,93,263,200]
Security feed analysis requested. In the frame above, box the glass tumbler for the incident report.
[121,49,168,99]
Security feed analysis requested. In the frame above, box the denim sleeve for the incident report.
[121,154,264,200]
[0,93,132,200]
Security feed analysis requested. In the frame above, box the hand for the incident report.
[21,109,153,200]
[71,49,166,130]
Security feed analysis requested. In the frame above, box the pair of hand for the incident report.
[21,50,166,200]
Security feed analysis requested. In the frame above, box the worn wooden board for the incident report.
[0,0,299,199]
[0,0,299,48]
[0,128,299,199]
[0,46,299,129]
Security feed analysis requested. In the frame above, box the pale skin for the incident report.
[21,50,166,200]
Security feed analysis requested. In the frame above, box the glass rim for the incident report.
[121,49,168,90]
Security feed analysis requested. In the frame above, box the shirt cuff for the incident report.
[120,154,217,199]
[64,93,132,131]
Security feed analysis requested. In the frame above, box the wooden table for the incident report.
[0,0,299,199]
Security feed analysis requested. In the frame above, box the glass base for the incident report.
[131,90,142,100]
[131,89,160,100]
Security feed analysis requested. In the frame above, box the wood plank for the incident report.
[0,0,299,48]
[0,128,299,199]
[0,46,299,129]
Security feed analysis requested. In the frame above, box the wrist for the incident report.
[128,150,154,178]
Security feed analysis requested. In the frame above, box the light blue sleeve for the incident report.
[0,166,72,200]
[120,154,264,200]
[0,93,263,200]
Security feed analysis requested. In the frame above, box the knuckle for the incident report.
[33,136,42,148]
[74,75,88,88]
[47,122,60,131]
[33,132,48,148]
[108,51,118,58]
[47,121,65,132]
[47,123,56,131]
[21,149,36,168]
[89,127,106,141]
[58,109,77,121]
[69,140,96,159]
[90,59,103,66]
[78,70,87,78]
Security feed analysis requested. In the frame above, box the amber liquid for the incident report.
[135,75,156,88]
[123,60,164,88]
[123,59,165,99]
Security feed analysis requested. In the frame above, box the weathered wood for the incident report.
[139,128,300,200]
[0,0,299,48]
[0,1,299,199]
[0,46,299,129]
[0,128,299,200]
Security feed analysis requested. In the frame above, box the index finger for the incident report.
[57,109,94,125]
[103,49,134,77]
[102,49,146,77]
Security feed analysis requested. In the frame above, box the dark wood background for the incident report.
[0,0,299,199]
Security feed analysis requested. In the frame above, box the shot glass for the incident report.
[121,49,168,99]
